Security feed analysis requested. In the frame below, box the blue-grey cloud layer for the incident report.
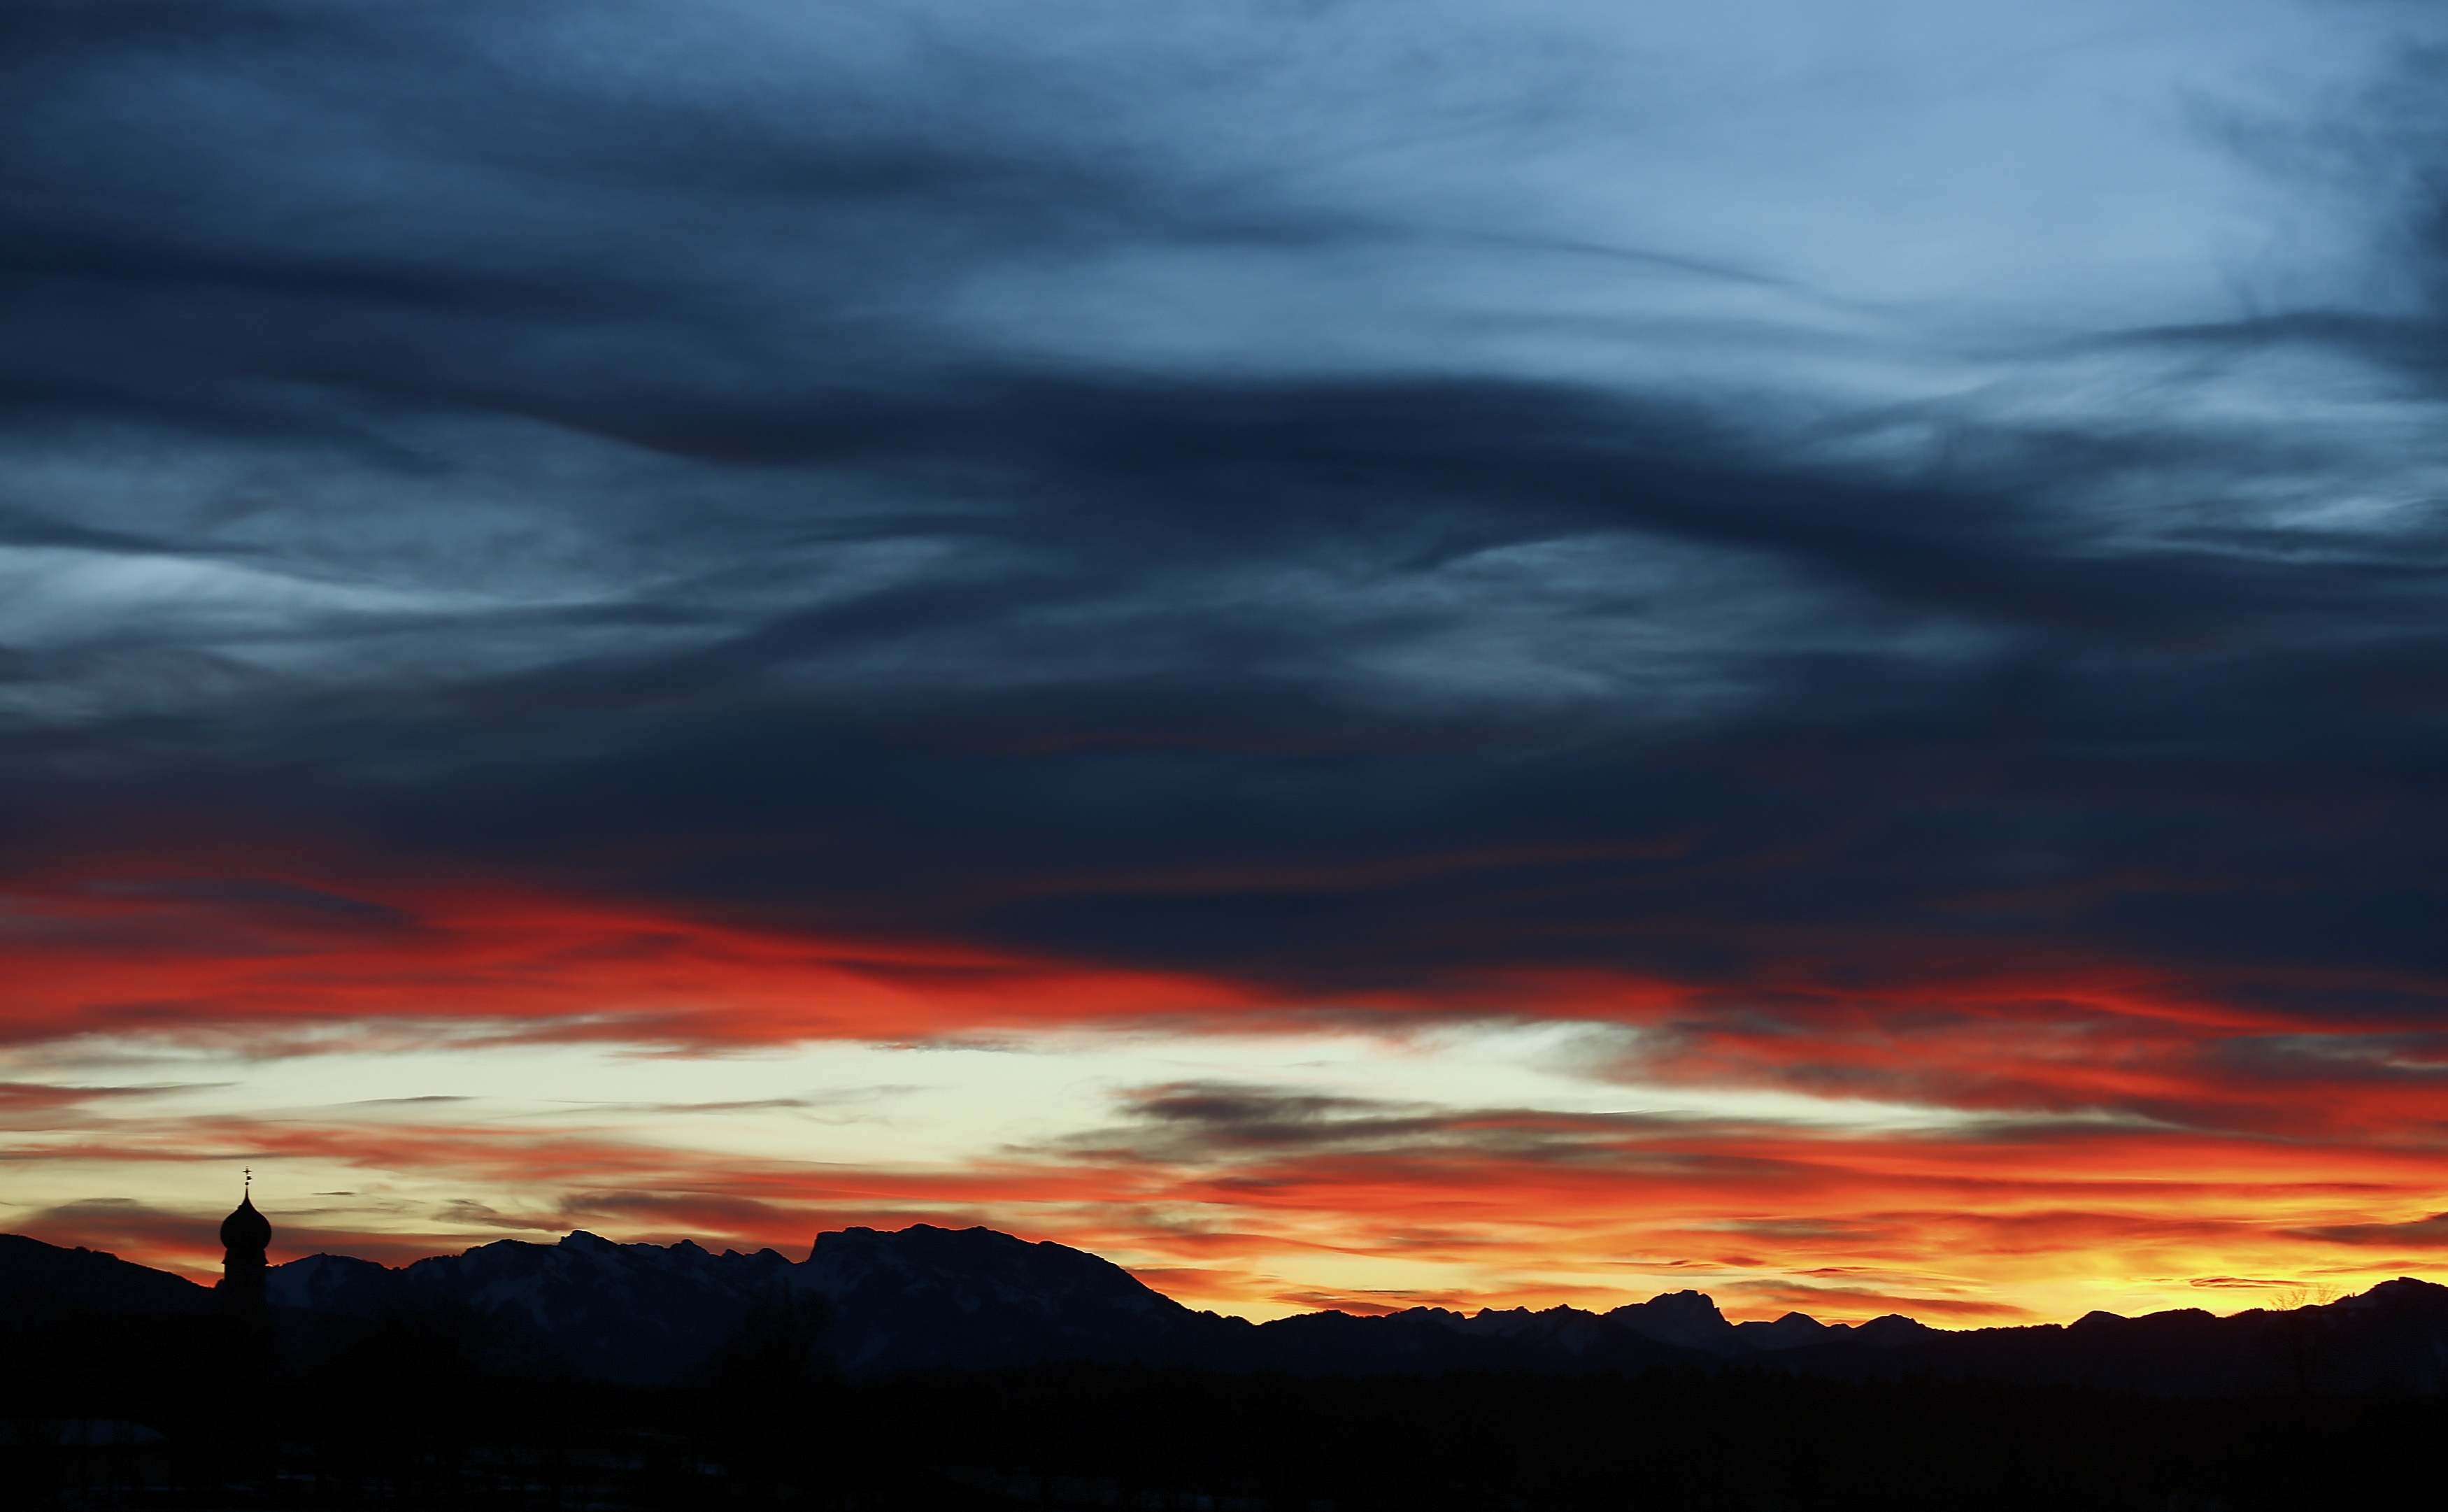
[6,0,2448,1039]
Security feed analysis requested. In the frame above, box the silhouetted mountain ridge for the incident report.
[7,1225,2445,1393]
[0,1233,214,1316]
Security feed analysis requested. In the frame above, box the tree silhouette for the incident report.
[2268,1285,2343,1397]
[294,1298,527,1504]
[695,1287,838,1506]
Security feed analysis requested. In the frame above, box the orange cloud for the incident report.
[8,862,2448,1323]
[0,867,1259,1047]
[20,1082,2445,1322]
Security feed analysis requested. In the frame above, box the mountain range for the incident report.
[7,1227,2445,1396]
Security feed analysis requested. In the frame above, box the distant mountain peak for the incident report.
[1607,1288,1735,1348]
[2342,1276,2448,1310]
[11,1227,2448,1394]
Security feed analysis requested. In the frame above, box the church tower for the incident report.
[218,1170,271,1313]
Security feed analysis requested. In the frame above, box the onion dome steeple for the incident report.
[220,1191,271,1252]
[218,1169,271,1313]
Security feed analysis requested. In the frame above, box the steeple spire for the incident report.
[219,1169,271,1312]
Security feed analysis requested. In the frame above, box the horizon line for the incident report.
[18,1221,2430,1336]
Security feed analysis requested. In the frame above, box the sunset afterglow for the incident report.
[8,0,2448,1328]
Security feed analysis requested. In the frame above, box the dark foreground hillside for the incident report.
[8,1291,2448,1511]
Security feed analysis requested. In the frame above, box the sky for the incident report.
[7,0,2448,1326]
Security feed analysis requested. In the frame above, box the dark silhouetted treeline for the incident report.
[861,1362,2448,1511]
[8,1291,2448,1511]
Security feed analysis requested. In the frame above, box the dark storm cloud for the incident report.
[8,0,2448,1109]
